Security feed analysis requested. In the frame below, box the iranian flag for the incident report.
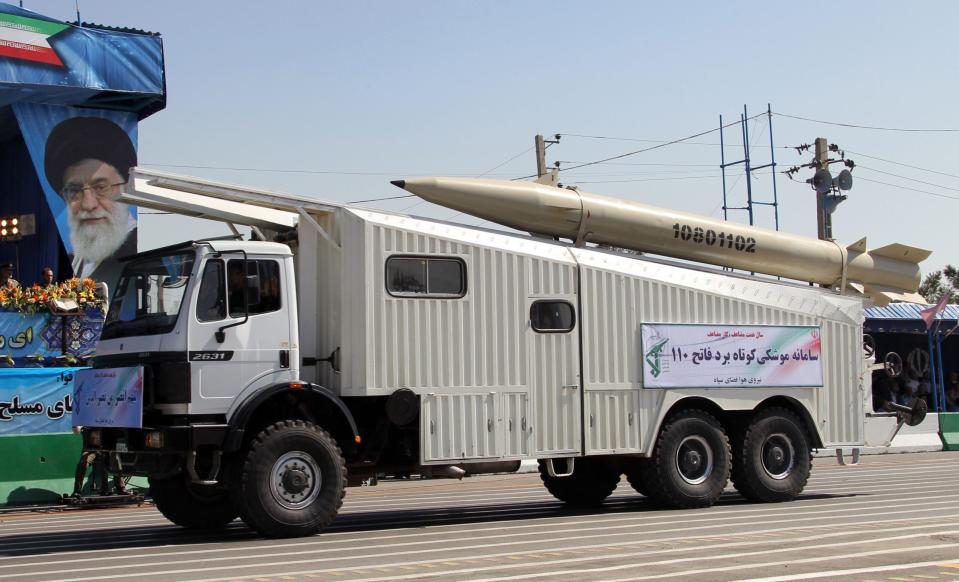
[0,12,70,67]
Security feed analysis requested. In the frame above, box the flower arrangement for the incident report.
[0,278,106,314]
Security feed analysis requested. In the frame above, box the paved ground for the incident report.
[2,452,959,582]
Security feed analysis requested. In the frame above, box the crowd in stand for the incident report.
[873,368,959,413]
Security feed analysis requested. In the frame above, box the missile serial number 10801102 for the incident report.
[672,223,757,254]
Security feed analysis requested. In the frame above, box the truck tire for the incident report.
[625,459,657,500]
[235,420,346,538]
[150,476,238,529]
[538,458,620,506]
[645,409,730,508]
[730,407,811,503]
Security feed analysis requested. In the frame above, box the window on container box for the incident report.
[386,256,466,298]
[530,300,575,333]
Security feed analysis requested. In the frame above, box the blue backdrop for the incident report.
[0,367,80,435]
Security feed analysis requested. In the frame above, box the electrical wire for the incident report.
[856,165,959,194]
[558,161,717,167]
[569,175,722,185]
[475,146,536,178]
[510,116,769,181]
[844,149,959,181]
[409,145,537,216]
[855,176,959,202]
[141,164,407,176]
[348,193,415,204]
[773,112,959,133]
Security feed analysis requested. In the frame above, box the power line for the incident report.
[844,149,959,181]
[475,146,535,178]
[558,161,717,167]
[142,164,405,176]
[856,164,959,194]
[511,115,769,180]
[773,112,959,133]
[404,146,538,215]
[855,175,959,202]
[348,193,415,204]
[569,175,721,185]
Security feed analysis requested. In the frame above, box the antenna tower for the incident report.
[719,104,780,231]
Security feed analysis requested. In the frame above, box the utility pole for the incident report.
[814,137,828,240]
[534,134,561,179]
[534,134,547,178]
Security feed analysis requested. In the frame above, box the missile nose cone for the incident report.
[390,180,407,190]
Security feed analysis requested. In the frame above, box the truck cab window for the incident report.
[197,260,225,322]
[227,259,281,317]
[386,256,466,297]
[530,300,575,333]
[100,252,195,340]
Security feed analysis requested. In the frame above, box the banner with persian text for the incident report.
[73,366,143,428]
[0,367,80,434]
[641,324,823,389]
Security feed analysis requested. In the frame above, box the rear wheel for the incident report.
[644,409,730,508]
[150,475,238,529]
[538,458,620,506]
[625,459,656,499]
[235,420,346,538]
[731,407,811,502]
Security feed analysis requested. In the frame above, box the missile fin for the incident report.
[864,283,928,305]
[869,243,932,264]
[847,237,868,253]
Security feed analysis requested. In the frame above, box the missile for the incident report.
[390,177,930,305]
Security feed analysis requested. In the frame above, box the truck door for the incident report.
[529,295,582,456]
[189,256,295,415]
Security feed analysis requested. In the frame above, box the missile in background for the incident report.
[390,177,930,305]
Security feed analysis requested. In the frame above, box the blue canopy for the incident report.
[0,3,165,118]
[865,303,959,334]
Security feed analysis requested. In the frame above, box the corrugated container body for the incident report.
[307,208,864,463]
[575,249,864,451]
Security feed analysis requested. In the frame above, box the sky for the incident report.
[28,1,959,277]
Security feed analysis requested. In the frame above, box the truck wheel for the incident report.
[645,409,730,508]
[235,420,346,538]
[538,458,620,506]
[150,476,238,529]
[731,407,811,503]
[625,459,658,500]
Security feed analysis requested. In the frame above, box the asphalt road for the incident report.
[3,452,959,582]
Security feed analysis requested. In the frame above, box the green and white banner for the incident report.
[641,324,823,388]
[0,12,69,67]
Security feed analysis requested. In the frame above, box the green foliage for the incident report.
[919,264,959,304]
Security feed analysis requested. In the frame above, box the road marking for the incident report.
[157,530,959,582]
[3,476,956,564]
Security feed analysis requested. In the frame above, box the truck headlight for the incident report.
[145,431,164,449]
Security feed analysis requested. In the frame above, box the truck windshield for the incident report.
[101,252,196,340]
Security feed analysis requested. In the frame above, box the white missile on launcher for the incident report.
[391,176,930,306]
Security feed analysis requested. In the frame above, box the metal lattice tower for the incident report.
[720,104,780,231]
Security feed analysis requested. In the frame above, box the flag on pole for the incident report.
[920,290,952,330]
